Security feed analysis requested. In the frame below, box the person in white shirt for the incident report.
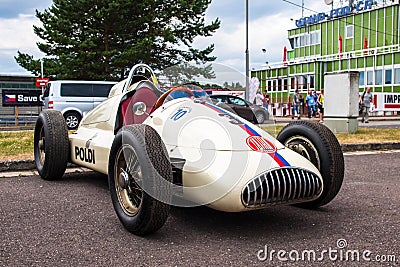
[255,90,264,106]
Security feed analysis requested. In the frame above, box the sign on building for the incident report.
[375,93,400,111]
[1,89,43,107]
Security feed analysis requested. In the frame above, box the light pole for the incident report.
[245,0,249,100]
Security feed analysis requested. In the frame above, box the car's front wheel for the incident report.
[277,120,344,208]
[108,125,172,236]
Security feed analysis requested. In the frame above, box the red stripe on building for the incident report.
[384,104,400,109]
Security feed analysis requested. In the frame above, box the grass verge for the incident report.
[1,127,400,162]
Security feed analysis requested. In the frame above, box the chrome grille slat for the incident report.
[242,167,323,208]
[259,175,264,205]
[271,171,276,201]
[287,169,293,200]
[307,172,313,197]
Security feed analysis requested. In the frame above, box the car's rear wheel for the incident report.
[108,124,172,235]
[277,120,344,208]
[34,110,69,180]
[64,111,81,130]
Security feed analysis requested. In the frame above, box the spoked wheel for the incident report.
[114,144,144,217]
[108,124,172,236]
[277,120,344,208]
[284,135,321,169]
[34,110,69,180]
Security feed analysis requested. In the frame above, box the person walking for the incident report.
[291,89,301,120]
[306,90,317,119]
[263,93,270,111]
[317,89,325,122]
[299,93,305,115]
[360,87,373,123]
[255,90,264,106]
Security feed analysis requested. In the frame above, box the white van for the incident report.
[42,81,117,129]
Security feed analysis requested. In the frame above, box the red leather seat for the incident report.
[120,86,159,125]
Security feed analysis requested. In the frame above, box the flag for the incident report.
[4,94,16,103]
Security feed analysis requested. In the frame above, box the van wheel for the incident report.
[34,110,69,180]
[64,111,81,130]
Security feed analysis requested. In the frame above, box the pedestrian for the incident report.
[312,90,319,117]
[360,87,373,123]
[306,90,317,119]
[299,93,305,115]
[317,89,325,122]
[291,89,301,119]
[255,90,264,106]
[263,93,270,111]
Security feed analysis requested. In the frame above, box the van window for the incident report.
[61,84,93,97]
[93,84,114,97]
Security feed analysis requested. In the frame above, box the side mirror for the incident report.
[132,102,147,116]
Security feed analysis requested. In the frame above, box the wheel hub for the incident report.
[118,169,130,189]
[38,138,45,150]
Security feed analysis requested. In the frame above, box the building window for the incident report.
[309,75,315,89]
[295,37,300,48]
[267,80,272,91]
[290,77,296,90]
[346,25,354,39]
[366,70,374,85]
[375,70,383,85]
[277,79,282,91]
[394,68,400,84]
[385,69,392,84]
[359,71,365,86]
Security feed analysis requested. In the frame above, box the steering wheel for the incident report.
[153,87,194,111]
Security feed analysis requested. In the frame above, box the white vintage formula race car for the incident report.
[34,64,344,236]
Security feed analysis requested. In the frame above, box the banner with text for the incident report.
[1,89,43,107]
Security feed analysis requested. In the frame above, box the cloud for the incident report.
[0,0,51,18]
[0,14,45,73]
[0,0,338,74]
[195,0,333,73]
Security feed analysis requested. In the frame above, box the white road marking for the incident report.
[344,150,400,156]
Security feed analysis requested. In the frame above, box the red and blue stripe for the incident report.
[202,102,290,167]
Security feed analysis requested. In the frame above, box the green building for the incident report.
[252,0,400,115]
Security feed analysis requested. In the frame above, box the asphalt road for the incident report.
[1,152,399,266]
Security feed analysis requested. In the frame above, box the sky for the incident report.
[0,0,338,76]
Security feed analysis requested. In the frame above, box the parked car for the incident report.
[34,64,344,236]
[42,80,117,129]
[210,94,269,124]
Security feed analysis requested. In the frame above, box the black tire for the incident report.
[64,111,81,130]
[108,124,172,236]
[255,111,265,124]
[34,110,69,180]
[277,120,344,208]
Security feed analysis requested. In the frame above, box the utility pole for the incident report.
[245,0,249,101]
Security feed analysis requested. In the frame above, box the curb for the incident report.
[0,161,76,172]
[1,142,400,172]
[340,142,400,152]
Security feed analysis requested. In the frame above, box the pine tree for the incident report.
[15,0,220,80]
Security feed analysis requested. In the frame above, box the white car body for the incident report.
[69,76,323,212]
[35,64,343,235]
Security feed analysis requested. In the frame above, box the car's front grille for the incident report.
[241,167,322,208]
